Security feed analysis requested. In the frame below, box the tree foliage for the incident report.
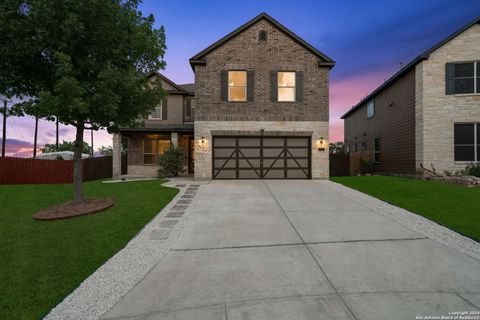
[97,145,113,156]
[329,141,345,154]
[157,146,185,178]
[42,140,92,154]
[0,0,167,201]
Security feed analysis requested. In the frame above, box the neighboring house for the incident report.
[113,12,335,180]
[113,72,195,177]
[342,17,480,175]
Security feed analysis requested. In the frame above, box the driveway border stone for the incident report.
[329,181,480,261]
[44,180,204,320]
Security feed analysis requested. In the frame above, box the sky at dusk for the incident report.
[3,0,480,157]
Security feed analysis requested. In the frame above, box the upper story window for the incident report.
[454,123,479,162]
[278,71,296,101]
[228,71,247,101]
[446,61,480,95]
[259,30,267,41]
[367,100,375,119]
[149,100,163,120]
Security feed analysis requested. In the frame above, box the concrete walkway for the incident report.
[103,180,480,320]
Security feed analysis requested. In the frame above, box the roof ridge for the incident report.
[341,15,480,119]
[189,12,334,69]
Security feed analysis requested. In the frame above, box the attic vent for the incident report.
[259,30,267,41]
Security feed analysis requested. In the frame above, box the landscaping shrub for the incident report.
[462,163,480,177]
[157,146,185,177]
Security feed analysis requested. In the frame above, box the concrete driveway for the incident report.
[103,180,480,320]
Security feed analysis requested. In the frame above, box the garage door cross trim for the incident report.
[212,136,311,179]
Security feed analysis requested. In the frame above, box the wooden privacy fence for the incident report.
[0,156,112,184]
[329,151,372,176]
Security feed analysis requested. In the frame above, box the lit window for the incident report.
[143,135,171,165]
[278,71,295,102]
[149,101,163,119]
[144,139,155,164]
[157,140,170,156]
[367,100,375,119]
[228,71,247,101]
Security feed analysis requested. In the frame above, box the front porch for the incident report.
[113,126,194,178]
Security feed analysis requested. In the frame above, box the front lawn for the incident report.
[0,180,178,320]
[331,176,480,242]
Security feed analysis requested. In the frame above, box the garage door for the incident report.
[212,136,311,179]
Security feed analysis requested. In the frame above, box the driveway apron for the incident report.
[103,180,480,320]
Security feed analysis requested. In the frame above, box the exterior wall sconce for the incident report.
[316,137,326,151]
[199,136,207,147]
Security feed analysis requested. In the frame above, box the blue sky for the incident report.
[5,0,480,156]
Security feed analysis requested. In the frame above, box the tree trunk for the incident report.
[2,100,6,158]
[56,117,59,151]
[33,116,38,158]
[73,124,84,202]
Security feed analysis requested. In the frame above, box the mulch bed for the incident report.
[33,198,115,221]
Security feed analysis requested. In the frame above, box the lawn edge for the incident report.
[329,180,480,262]
[43,180,186,320]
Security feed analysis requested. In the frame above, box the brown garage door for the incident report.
[212,136,311,179]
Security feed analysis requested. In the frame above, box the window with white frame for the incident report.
[367,100,375,119]
[454,123,479,162]
[228,71,247,101]
[278,71,296,102]
[451,62,479,94]
[149,101,163,119]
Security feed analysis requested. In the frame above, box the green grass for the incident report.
[331,176,480,242]
[0,180,178,320]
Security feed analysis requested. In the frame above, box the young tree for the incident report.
[1,0,166,202]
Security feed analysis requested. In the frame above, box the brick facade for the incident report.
[192,17,332,180]
[193,19,330,122]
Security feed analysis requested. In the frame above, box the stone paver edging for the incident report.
[44,182,201,320]
[329,181,480,261]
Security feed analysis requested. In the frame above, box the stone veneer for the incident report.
[415,23,480,173]
[194,121,329,180]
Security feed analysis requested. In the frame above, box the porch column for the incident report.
[171,132,178,147]
[112,133,122,179]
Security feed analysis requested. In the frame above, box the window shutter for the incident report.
[445,63,455,95]
[270,71,278,102]
[295,71,304,102]
[247,70,254,101]
[220,70,228,101]
[162,97,168,119]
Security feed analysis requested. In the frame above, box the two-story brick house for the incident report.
[342,17,480,175]
[113,12,335,180]
[191,12,334,180]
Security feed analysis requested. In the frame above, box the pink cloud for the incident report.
[329,66,398,141]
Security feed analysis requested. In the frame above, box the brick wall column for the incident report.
[112,133,122,179]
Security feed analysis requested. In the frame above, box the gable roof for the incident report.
[189,12,335,69]
[341,15,480,120]
[145,71,188,94]
[179,83,195,94]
